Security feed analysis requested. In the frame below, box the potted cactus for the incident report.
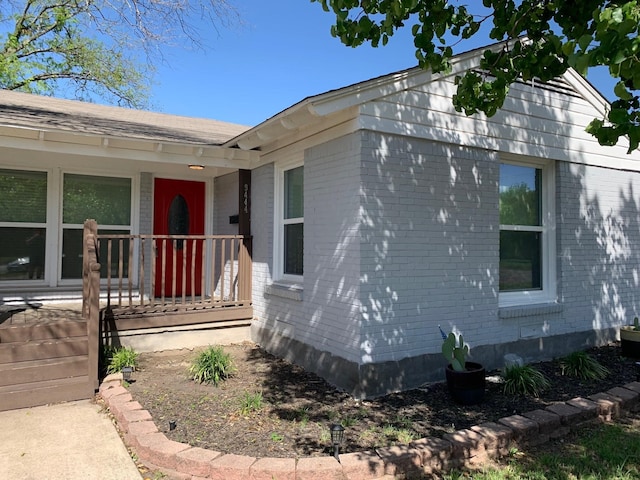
[439,327,485,405]
[620,317,640,358]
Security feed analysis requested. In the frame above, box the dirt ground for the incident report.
[125,341,638,459]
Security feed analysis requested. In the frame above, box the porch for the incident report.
[0,221,253,411]
[85,219,253,348]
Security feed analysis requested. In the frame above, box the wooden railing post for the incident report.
[83,219,101,393]
[238,236,252,302]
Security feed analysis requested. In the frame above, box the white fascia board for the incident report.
[308,46,494,117]
[561,68,610,117]
[0,125,257,169]
[231,104,320,151]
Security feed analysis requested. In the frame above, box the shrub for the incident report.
[105,346,139,374]
[502,364,550,397]
[560,351,609,380]
[189,345,235,385]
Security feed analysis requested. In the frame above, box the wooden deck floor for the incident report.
[0,302,84,327]
[1,299,252,332]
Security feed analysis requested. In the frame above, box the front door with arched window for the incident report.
[153,178,205,298]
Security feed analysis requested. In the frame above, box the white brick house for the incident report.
[3,44,640,398]
[225,46,640,398]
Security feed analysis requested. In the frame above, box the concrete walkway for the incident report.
[0,399,142,480]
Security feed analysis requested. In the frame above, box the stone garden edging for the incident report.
[99,375,640,480]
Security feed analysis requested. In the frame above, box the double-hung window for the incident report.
[499,159,555,306]
[276,164,303,281]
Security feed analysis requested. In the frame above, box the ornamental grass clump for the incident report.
[189,345,235,386]
[560,351,610,380]
[105,346,139,374]
[502,364,550,397]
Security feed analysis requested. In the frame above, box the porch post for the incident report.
[238,170,252,302]
[238,169,251,238]
[82,219,101,393]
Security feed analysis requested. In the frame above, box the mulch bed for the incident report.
[125,341,638,459]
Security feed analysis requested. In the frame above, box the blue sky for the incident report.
[151,1,617,127]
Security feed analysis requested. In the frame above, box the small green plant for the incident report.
[381,424,417,443]
[293,406,310,426]
[341,415,359,427]
[393,414,413,430]
[382,424,397,437]
[560,351,610,380]
[396,428,416,444]
[319,427,331,444]
[270,432,284,442]
[502,364,550,397]
[239,391,263,415]
[188,345,235,385]
[326,409,340,422]
[440,328,469,372]
[105,346,139,374]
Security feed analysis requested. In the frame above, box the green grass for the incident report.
[443,417,640,480]
[188,345,235,386]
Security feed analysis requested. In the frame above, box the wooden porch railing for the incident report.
[83,221,252,314]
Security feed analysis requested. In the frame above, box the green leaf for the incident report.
[614,81,633,101]
[578,34,592,51]
[609,107,630,124]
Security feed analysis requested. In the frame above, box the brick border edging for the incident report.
[99,376,640,480]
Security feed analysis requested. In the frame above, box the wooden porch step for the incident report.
[0,319,87,343]
[0,337,88,364]
[0,355,88,387]
[0,376,91,412]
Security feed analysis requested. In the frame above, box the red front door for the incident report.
[153,178,205,297]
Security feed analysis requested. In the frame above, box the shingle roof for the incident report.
[0,90,250,145]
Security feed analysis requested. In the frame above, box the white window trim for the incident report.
[0,166,51,287]
[273,159,304,284]
[499,156,556,307]
[58,171,137,286]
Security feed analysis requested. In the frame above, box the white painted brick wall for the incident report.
[251,134,363,364]
[301,134,362,362]
[557,161,640,332]
[358,132,501,363]
[251,128,640,371]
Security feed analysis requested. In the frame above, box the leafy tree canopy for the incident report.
[311,0,640,153]
[0,0,238,108]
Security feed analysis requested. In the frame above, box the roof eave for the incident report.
[222,43,500,152]
[0,123,259,168]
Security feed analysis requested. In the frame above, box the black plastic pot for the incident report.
[445,361,486,405]
[620,327,640,358]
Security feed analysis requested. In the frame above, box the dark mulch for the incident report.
[125,341,638,459]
